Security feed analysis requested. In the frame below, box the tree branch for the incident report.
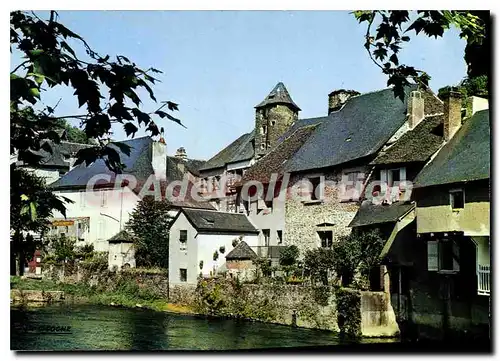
[11,61,29,74]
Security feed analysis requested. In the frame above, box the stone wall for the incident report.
[191,278,399,337]
[284,168,369,253]
[254,104,298,158]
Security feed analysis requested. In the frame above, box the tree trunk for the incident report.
[12,230,25,276]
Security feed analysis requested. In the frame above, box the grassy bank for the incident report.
[10,276,194,315]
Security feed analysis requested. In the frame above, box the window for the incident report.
[277,230,283,244]
[427,239,460,273]
[179,230,187,251]
[270,120,276,126]
[388,169,400,187]
[266,141,271,149]
[261,125,267,135]
[180,268,187,282]
[260,143,265,150]
[318,231,333,248]
[263,229,270,247]
[309,177,322,201]
[36,257,41,263]
[450,189,464,210]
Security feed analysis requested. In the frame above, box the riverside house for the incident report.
[168,208,259,285]
[236,85,443,258]
[48,136,208,253]
[410,103,490,339]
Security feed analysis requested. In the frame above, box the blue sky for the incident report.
[14,11,467,160]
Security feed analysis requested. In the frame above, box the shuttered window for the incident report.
[428,239,460,272]
[427,240,439,271]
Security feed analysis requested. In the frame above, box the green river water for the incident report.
[11,303,397,351]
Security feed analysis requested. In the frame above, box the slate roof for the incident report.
[199,131,254,172]
[241,125,318,184]
[181,208,258,234]
[225,241,257,260]
[255,82,301,112]
[372,115,445,165]
[50,136,204,190]
[107,230,134,243]
[18,141,92,169]
[285,86,416,173]
[278,116,327,142]
[414,109,490,188]
[349,201,415,228]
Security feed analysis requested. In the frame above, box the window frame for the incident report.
[317,230,333,249]
[262,229,270,247]
[427,239,460,273]
[179,268,187,282]
[449,188,465,210]
[179,230,187,251]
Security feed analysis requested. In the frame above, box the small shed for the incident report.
[225,241,258,281]
[107,230,136,271]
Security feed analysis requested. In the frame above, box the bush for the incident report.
[80,252,108,273]
[336,288,361,339]
[304,248,335,285]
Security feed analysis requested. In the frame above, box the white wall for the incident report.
[168,211,259,285]
[53,187,140,252]
[197,233,259,276]
[108,242,136,270]
[169,212,199,285]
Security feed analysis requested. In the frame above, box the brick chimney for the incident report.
[443,88,463,141]
[407,90,425,129]
[328,89,360,114]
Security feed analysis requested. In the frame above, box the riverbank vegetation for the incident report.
[10,274,193,315]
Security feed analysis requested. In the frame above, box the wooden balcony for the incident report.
[478,264,490,296]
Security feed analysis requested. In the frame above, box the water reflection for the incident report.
[11,303,394,351]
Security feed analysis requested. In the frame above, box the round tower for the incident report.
[254,82,300,158]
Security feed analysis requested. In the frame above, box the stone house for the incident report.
[49,136,208,252]
[224,241,258,281]
[168,208,259,285]
[235,86,440,256]
[197,82,300,214]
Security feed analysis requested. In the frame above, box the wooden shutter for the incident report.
[427,240,439,271]
[452,240,460,272]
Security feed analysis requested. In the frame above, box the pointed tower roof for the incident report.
[255,82,301,111]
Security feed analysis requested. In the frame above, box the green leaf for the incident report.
[165,113,186,128]
[155,110,168,118]
[166,101,179,111]
[29,87,40,99]
[30,202,37,220]
[60,41,76,58]
[21,194,29,201]
[110,141,132,156]
[123,122,138,137]
[389,54,399,66]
